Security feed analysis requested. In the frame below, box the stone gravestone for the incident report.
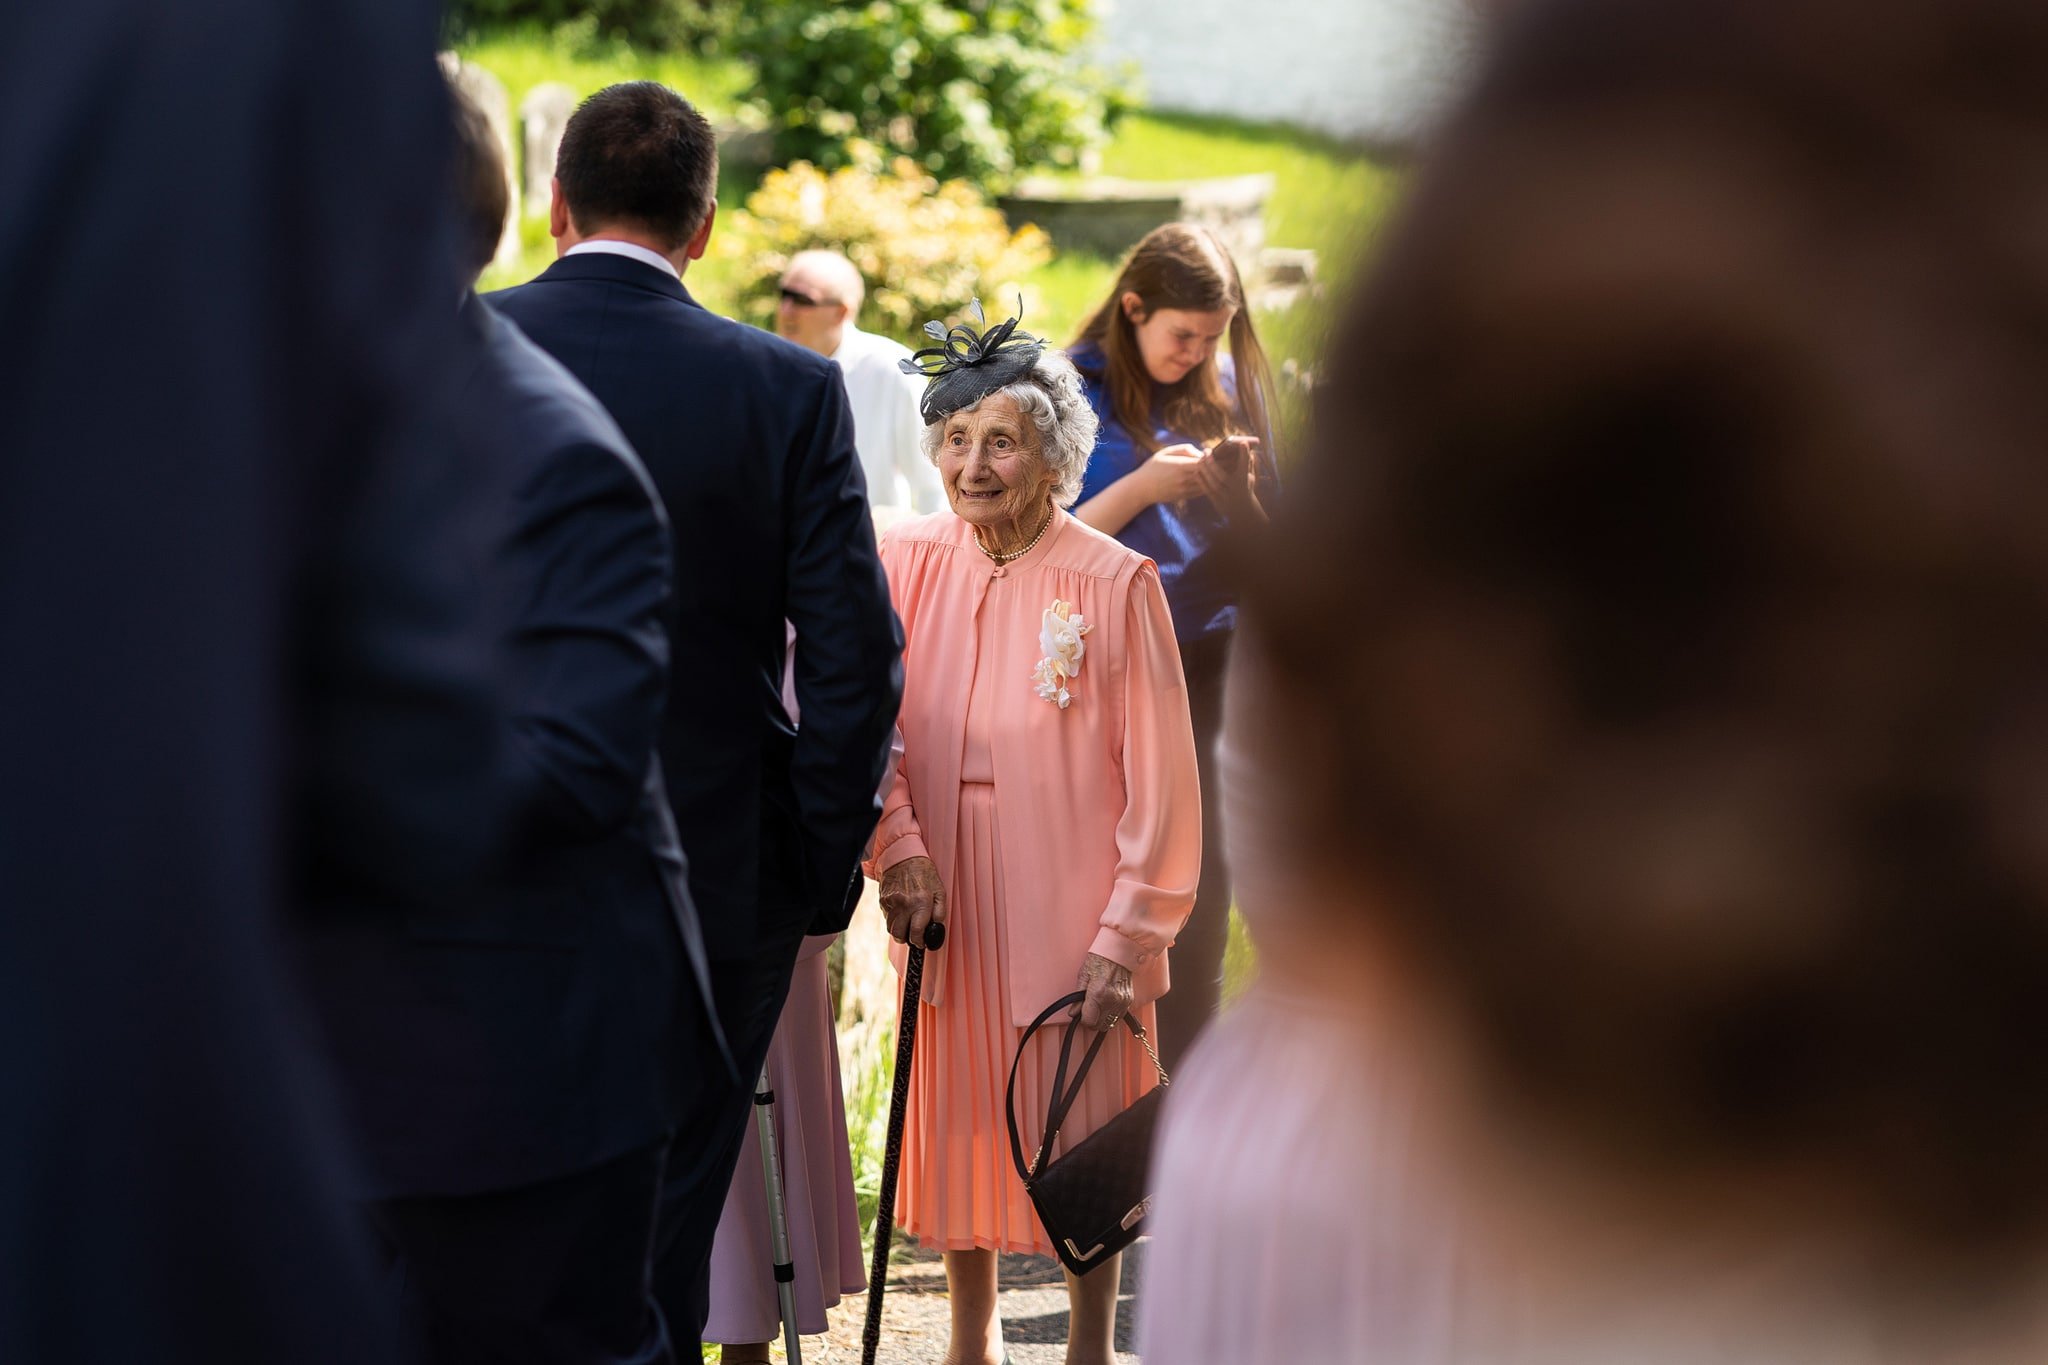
[440,55,522,271]
[521,83,577,212]
[999,173,1274,272]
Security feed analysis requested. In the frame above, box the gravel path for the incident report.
[765,1239,1146,1364]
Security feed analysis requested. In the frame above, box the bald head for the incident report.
[777,249,866,355]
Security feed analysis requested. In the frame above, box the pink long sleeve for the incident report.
[864,725,926,876]
[1089,564,1202,971]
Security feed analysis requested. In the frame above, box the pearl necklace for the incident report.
[975,505,1055,564]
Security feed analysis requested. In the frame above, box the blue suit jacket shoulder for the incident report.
[293,296,724,1201]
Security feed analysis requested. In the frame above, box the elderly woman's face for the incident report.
[937,393,1056,534]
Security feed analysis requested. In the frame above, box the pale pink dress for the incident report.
[867,510,1200,1256]
[702,934,865,1344]
[1137,654,1475,1362]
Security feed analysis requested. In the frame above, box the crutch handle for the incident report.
[921,921,945,951]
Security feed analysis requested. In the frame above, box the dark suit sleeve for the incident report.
[783,369,906,919]
[501,439,674,840]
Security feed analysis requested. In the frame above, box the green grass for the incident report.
[1098,111,1399,279]
[842,1007,897,1247]
[1017,250,1117,345]
[457,22,748,121]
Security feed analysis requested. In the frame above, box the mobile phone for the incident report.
[1209,435,1252,475]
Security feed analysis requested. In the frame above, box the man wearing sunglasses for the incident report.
[775,250,942,520]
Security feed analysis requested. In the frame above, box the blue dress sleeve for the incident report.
[1077,362,1139,501]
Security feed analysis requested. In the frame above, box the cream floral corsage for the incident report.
[1031,598,1092,709]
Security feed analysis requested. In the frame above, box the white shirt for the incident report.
[565,239,680,280]
[829,324,943,515]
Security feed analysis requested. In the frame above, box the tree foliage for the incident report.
[718,147,1053,340]
[735,0,1132,187]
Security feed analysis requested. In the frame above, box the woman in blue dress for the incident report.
[1069,222,1277,1069]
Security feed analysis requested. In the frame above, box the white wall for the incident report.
[1096,0,1479,145]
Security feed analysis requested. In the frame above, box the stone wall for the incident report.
[1095,0,1480,146]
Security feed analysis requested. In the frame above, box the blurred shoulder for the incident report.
[476,304,626,448]
[471,303,660,511]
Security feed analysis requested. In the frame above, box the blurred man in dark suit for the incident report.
[0,2,502,1360]
[290,87,728,1365]
[489,81,903,1354]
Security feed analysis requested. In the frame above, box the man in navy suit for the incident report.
[489,81,903,1351]
[291,87,727,1365]
[0,2,502,1361]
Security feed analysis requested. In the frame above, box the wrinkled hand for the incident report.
[1136,443,1210,505]
[879,855,946,946]
[1072,952,1135,1033]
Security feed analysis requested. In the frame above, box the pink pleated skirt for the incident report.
[703,948,866,1343]
[899,782,1158,1257]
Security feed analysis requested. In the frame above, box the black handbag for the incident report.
[1005,990,1170,1276]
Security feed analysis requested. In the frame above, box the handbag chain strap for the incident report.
[1131,1017,1168,1088]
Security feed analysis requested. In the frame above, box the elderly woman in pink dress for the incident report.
[865,304,1201,1365]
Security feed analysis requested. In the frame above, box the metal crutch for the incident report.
[754,1065,804,1365]
[859,919,946,1365]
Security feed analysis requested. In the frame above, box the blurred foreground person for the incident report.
[1141,0,2048,1360]
[489,81,903,1357]
[0,3,502,1361]
[292,85,721,1365]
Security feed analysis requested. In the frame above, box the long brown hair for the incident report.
[1073,223,1275,457]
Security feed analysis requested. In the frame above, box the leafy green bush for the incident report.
[446,0,736,53]
[718,148,1053,342]
[735,0,1132,186]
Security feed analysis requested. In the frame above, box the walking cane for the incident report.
[860,918,945,1365]
[754,1066,804,1365]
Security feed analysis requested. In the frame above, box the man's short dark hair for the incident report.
[448,80,509,280]
[556,81,718,250]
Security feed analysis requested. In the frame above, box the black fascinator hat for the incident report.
[899,298,1046,426]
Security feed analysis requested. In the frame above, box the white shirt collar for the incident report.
[566,239,681,281]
